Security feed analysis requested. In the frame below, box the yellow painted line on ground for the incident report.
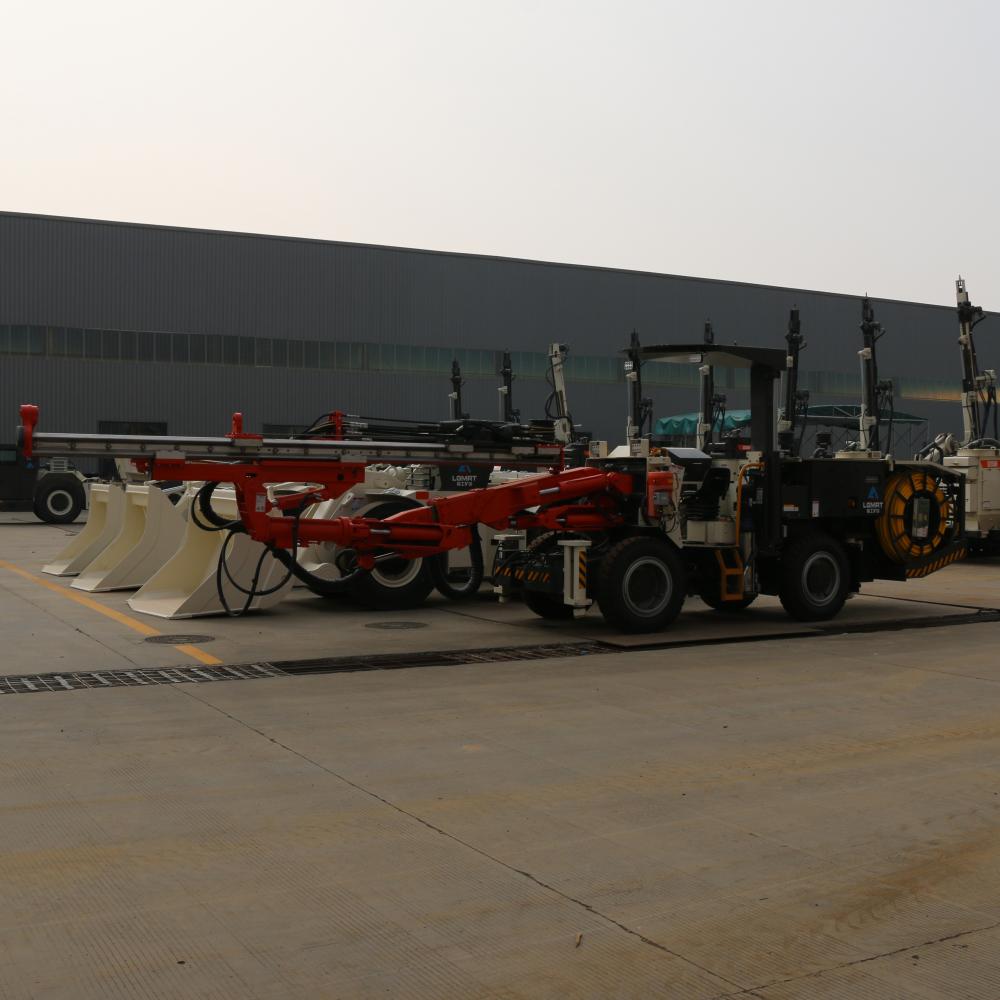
[0,560,222,666]
[171,644,223,666]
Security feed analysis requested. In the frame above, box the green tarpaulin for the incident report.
[654,410,752,437]
[655,405,926,437]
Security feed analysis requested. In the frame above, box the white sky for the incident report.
[2,0,997,308]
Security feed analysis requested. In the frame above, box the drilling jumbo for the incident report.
[916,279,1000,553]
[17,309,967,633]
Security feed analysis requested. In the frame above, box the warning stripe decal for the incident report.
[906,545,967,578]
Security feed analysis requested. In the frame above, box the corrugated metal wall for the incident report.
[0,211,971,444]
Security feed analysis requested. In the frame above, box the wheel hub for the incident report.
[802,551,840,606]
[46,490,73,515]
[621,556,672,617]
[372,556,423,589]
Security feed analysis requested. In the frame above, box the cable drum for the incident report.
[876,469,951,562]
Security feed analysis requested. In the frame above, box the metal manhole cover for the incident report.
[364,621,428,630]
[144,634,215,645]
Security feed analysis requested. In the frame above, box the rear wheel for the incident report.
[596,535,686,633]
[33,476,85,524]
[347,501,435,610]
[778,533,850,621]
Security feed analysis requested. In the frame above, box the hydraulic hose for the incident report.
[213,504,303,616]
[189,481,350,614]
[216,530,294,617]
[191,481,242,532]
[428,525,484,600]
[267,546,354,597]
[876,469,950,562]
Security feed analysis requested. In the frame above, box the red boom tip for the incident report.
[228,411,262,441]
[18,404,39,458]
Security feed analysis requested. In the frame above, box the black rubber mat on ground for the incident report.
[269,610,1000,669]
[270,641,606,675]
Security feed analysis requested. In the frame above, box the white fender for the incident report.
[42,482,126,577]
[71,484,187,592]
[128,487,292,618]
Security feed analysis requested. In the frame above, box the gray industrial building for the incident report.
[0,211,975,458]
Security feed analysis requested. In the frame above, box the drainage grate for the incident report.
[0,662,283,695]
[6,607,995,696]
[143,634,215,645]
[271,641,608,675]
[364,621,427,630]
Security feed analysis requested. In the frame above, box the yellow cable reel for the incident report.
[876,469,950,563]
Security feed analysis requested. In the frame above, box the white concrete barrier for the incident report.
[42,483,126,577]
[71,484,187,592]
[128,487,292,618]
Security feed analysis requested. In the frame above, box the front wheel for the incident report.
[346,500,435,610]
[350,555,435,610]
[778,533,850,621]
[596,535,686,633]
[33,477,86,524]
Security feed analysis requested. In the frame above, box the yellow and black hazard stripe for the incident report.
[906,544,967,578]
[578,549,587,591]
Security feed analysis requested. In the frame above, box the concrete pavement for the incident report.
[1,519,1000,997]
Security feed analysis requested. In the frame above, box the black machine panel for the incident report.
[779,459,887,520]
[665,447,712,484]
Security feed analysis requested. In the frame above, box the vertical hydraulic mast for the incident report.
[696,322,728,451]
[858,297,884,453]
[546,343,573,444]
[497,351,519,423]
[777,307,806,454]
[956,277,995,445]
[448,360,468,421]
[624,331,652,441]
[696,321,715,450]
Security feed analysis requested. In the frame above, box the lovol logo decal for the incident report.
[862,484,883,515]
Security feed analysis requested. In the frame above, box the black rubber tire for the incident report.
[778,532,850,622]
[523,589,575,620]
[429,524,484,601]
[347,500,435,611]
[596,535,686,634]
[33,476,85,524]
[519,532,575,619]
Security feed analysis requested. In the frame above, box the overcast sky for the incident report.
[2,0,997,308]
